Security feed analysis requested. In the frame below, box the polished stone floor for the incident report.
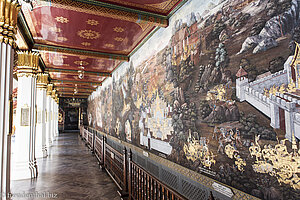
[11,132,120,200]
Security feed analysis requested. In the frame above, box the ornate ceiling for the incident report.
[17,0,186,98]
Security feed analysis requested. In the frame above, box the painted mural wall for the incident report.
[88,0,300,199]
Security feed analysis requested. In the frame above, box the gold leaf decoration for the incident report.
[77,30,100,39]
[86,19,99,26]
[114,37,124,42]
[104,44,114,48]
[74,61,89,66]
[55,16,69,23]
[113,27,124,33]
[81,42,91,46]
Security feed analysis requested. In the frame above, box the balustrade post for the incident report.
[128,149,132,200]
[123,147,128,194]
[100,135,106,169]
[91,130,96,154]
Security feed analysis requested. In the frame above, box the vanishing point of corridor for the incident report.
[11,132,119,200]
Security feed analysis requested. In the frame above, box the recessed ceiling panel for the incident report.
[23,5,155,55]
[40,51,121,73]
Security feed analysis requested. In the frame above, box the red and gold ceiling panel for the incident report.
[40,51,121,73]
[22,5,156,55]
[19,0,187,97]
[97,0,183,15]
[49,72,106,83]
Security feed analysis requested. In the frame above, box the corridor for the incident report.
[11,132,120,200]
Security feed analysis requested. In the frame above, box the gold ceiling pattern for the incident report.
[77,30,101,40]
[17,0,185,98]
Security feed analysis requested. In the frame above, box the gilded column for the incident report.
[0,0,20,195]
[12,51,39,180]
[46,84,53,148]
[36,73,48,158]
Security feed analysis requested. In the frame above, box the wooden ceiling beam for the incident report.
[58,92,92,96]
[60,96,89,98]
[55,86,96,91]
[51,80,102,86]
[47,68,112,77]
[33,44,129,61]
[53,84,97,89]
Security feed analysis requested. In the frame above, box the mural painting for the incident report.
[88,0,300,199]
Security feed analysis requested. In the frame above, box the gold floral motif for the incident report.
[104,43,114,48]
[86,19,99,26]
[49,27,62,33]
[57,37,68,42]
[113,27,124,33]
[77,30,100,39]
[81,42,91,46]
[114,37,124,42]
[74,61,89,66]
[55,16,69,23]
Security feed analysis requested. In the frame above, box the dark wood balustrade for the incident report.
[94,134,104,165]
[104,143,125,190]
[78,126,190,200]
[128,150,186,200]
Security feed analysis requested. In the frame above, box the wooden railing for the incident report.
[94,133,104,164]
[128,151,186,200]
[104,143,126,191]
[79,126,188,200]
[87,131,93,149]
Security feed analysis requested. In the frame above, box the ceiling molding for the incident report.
[57,92,91,96]
[167,0,188,18]
[47,68,112,77]
[56,88,96,92]
[53,84,97,89]
[17,11,35,50]
[51,0,168,27]
[33,43,129,61]
[60,95,89,98]
[51,79,102,85]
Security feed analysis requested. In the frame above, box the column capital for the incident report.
[55,94,59,104]
[16,51,40,77]
[0,0,20,47]
[37,73,49,89]
[51,89,56,99]
[47,84,53,96]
